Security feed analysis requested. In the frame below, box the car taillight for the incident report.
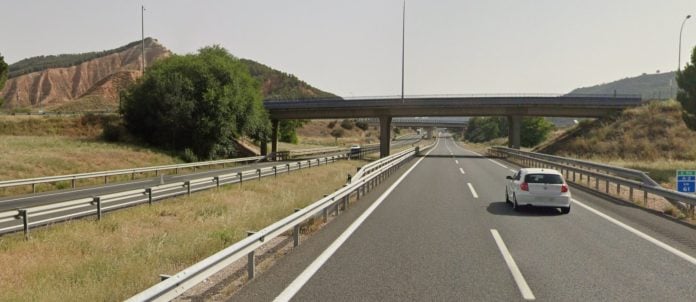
[520,182,529,191]
[561,184,568,193]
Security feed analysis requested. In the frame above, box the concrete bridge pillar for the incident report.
[271,119,279,160]
[507,115,521,149]
[426,127,434,139]
[379,116,392,158]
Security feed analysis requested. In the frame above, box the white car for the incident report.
[505,168,571,214]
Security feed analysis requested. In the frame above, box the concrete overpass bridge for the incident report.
[263,94,642,157]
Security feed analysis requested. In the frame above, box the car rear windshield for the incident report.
[524,173,564,184]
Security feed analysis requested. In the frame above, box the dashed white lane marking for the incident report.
[573,199,696,266]
[459,168,466,175]
[449,142,510,169]
[467,182,478,198]
[509,169,517,173]
[273,139,440,302]
[491,229,536,300]
[455,160,459,164]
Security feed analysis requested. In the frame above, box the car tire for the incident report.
[560,206,571,214]
[513,194,521,212]
[505,188,511,203]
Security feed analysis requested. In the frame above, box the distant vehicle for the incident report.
[350,144,361,156]
[505,168,571,214]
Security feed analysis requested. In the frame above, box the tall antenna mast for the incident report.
[401,1,406,103]
[141,5,146,73]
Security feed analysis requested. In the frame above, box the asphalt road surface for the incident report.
[230,136,696,302]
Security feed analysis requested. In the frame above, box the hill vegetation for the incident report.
[569,71,676,100]
[7,39,151,78]
[463,116,554,147]
[241,59,337,100]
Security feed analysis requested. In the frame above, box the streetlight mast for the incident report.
[401,1,405,103]
[141,5,146,74]
[678,14,691,72]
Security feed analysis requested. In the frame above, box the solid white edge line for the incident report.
[459,168,466,175]
[467,182,478,198]
[491,229,536,300]
[273,139,440,302]
[572,198,696,266]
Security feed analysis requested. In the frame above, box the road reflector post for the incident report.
[293,208,301,247]
[19,209,29,240]
[146,188,153,205]
[185,181,191,196]
[247,231,256,280]
[93,197,102,220]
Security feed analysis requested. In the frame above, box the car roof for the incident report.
[519,168,562,175]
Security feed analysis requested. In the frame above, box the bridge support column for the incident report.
[507,115,521,149]
[271,119,279,160]
[379,116,392,158]
[426,127,434,139]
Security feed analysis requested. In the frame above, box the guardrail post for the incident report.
[185,181,191,196]
[19,209,29,240]
[257,169,261,181]
[334,197,340,216]
[104,175,108,184]
[616,183,621,195]
[643,190,648,206]
[317,159,320,166]
[323,195,330,222]
[629,187,634,202]
[93,197,102,220]
[214,176,220,188]
[293,209,301,247]
[286,163,290,174]
[298,162,302,170]
[32,183,36,194]
[146,188,153,205]
[132,172,136,180]
[343,195,349,210]
[238,172,243,185]
[175,168,179,174]
[72,178,76,189]
[247,231,256,280]
[572,171,576,182]
[273,166,277,178]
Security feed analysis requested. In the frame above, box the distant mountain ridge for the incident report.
[569,71,676,100]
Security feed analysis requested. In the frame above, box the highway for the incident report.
[229,136,696,302]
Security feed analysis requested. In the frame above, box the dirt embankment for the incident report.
[1,39,170,110]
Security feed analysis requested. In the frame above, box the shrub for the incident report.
[327,120,337,129]
[340,119,354,130]
[355,121,369,131]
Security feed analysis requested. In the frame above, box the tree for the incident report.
[330,128,345,144]
[520,117,554,147]
[464,117,507,142]
[0,52,7,92]
[340,119,354,130]
[122,45,269,160]
[279,120,305,144]
[677,46,696,131]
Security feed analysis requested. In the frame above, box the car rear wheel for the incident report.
[505,187,511,203]
[560,206,570,214]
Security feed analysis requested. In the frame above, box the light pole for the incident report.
[678,14,691,72]
[401,0,405,104]
[141,5,146,73]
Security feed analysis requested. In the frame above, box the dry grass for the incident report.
[0,160,363,302]
[0,115,112,137]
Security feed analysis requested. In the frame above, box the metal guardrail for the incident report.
[127,141,437,301]
[0,156,267,194]
[0,155,347,236]
[489,147,696,213]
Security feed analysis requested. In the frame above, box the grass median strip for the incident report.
[0,160,362,302]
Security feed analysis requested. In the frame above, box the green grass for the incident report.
[0,160,363,301]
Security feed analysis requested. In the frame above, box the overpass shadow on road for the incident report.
[486,201,564,217]
[420,154,486,159]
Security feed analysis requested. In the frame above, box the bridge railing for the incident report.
[127,141,437,302]
[264,93,643,102]
[489,147,696,215]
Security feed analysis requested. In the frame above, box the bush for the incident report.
[340,119,354,130]
[121,46,269,160]
[182,148,199,163]
[330,128,345,143]
[102,121,128,142]
[327,120,337,129]
[355,121,369,131]
[520,117,554,147]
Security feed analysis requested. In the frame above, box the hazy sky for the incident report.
[1,0,695,96]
